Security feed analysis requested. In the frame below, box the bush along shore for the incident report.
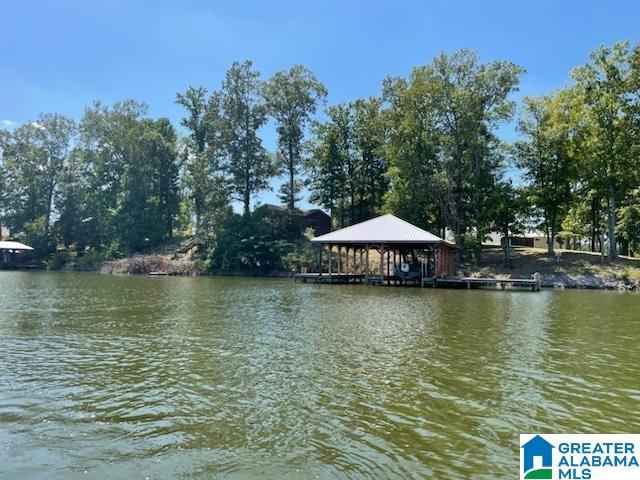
[99,255,203,276]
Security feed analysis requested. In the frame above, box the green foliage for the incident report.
[220,61,274,215]
[308,99,387,228]
[490,181,529,266]
[381,49,523,250]
[515,90,582,254]
[264,65,327,209]
[571,41,639,259]
[206,208,302,274]
[618,192,640,255]
[175,86,228,238]
[1,113,76,252]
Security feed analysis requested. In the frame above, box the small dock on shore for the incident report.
[294,273,541,291]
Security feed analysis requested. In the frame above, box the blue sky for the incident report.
[1,0,639,208]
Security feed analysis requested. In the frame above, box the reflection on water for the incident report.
[0,272,639,479]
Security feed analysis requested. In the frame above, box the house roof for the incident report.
[311,214,451,245]
[261,203,329,217]
[521,435,555,450]
[0,241,34,251]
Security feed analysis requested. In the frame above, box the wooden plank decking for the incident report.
[293,273,541,291]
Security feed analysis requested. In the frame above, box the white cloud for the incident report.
[1,120,13,126]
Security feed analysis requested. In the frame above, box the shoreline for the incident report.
[65,259,640,292]
[4,264,640,291]
[8,247,640,292]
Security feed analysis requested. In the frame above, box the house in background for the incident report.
[484,230,564,250]
[260,204,331,237]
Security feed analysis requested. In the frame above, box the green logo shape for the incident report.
[524,468,552,479]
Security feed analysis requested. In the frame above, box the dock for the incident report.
[294,273,541,291]
[298,215,540,292]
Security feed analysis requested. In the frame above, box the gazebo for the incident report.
[309,214,455,285]
[0,240,34,267]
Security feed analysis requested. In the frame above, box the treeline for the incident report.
[1,42,640,273]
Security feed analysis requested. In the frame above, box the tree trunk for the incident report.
[243,160,251,216]
[544,219,554,255]
[194,196,201,237]
[503,226,510,268]
[288,139,295,210]
[45,184,55,247]
[454,142,463,243]
[243,189,250,216]
[590,197,598,252]
[620,239,629,257]
[608,185,617,260]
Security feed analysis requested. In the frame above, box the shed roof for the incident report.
[0,241,34,251]
[311,214,450,245]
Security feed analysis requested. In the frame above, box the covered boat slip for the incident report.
[295,214,541,291]
[0,240,34,268]
[299,214,456,286]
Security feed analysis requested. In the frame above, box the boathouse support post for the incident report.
[386,247,390,285]
[328,244,332,280]
[393,250,397,285]
[353,248,357,276]
[345,247,349,276]
[365,244,369,282]
[338,246,343,275]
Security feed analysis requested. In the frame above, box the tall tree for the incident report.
[264,65,327,209]
[381,74,444,233]
[220,61,273,215]
[1,114,76,249]
[516,91,581,254]
[308,104,356,227]
[176,87,228,236]
[427,49,524,249]
[308,119,345,225]
[77,100,148,250]
[490,181,528,267]
[36,113,77,245]
[572,41,638,260]
[352,98,387,221]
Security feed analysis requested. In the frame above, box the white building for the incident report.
[484,230,564,250]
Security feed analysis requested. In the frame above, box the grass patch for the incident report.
[468,246,640,281]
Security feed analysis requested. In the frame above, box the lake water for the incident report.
[1,272,639,479]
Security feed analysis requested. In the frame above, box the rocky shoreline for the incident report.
[538,272,640,291]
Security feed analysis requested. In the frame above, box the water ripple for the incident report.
[1,272,639,479]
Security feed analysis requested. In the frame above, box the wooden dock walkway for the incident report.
[293,273,541,291]
[431,276,541,291]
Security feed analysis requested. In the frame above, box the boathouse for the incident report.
[0,240,34,268]
[307,214,456,284]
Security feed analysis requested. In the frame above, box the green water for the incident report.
[0,272,639,479]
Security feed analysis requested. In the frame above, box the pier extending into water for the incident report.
[294,272,542,291]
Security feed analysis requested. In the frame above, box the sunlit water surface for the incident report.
[1,272,639,479]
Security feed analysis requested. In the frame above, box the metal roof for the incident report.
[0,241,34,251]
[311,214,448,244]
